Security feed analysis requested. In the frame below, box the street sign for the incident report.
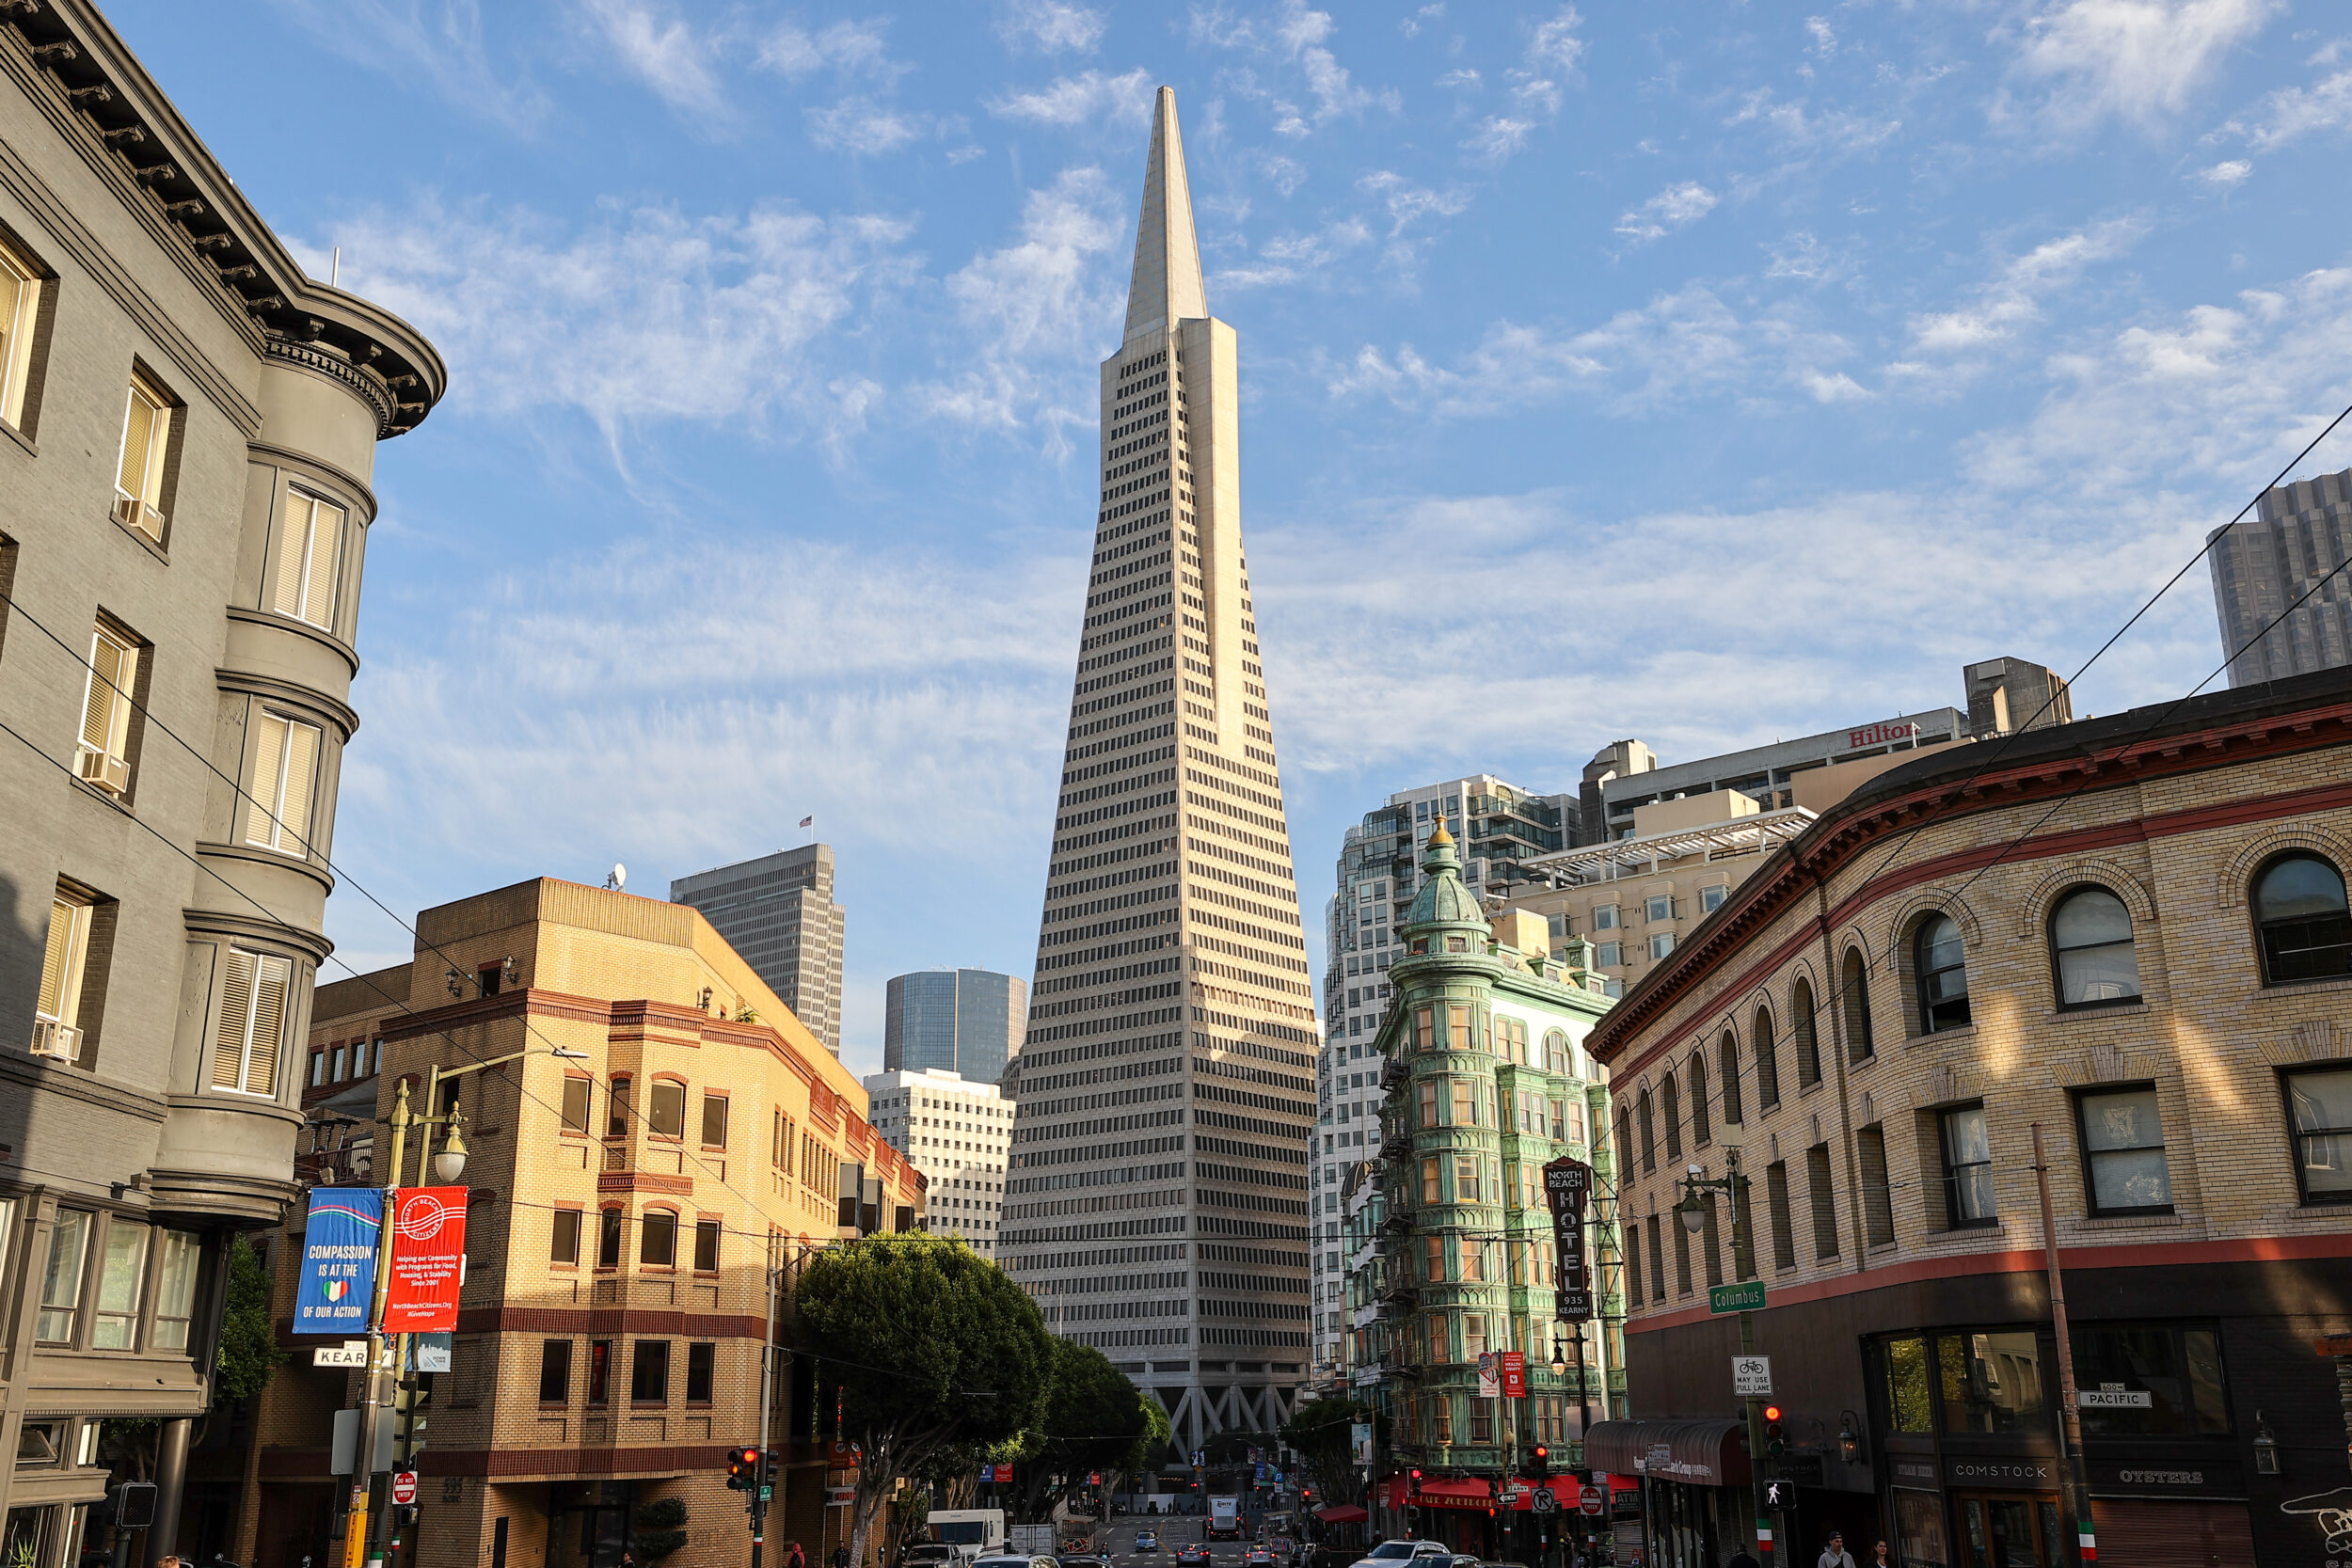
[1708,1281,1767,1314]
[1500,1349,1528,1398]
[827,1486,856,1506]
[1475,1352,1500,1398]
[1531,1486,1556,1514]
[390,1471,418,1507]
[1580,1486,1604,1518]
[313,1340,368,1368]
[1732,1355,1773,1396]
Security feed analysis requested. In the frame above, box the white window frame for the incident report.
[1593,904,1619,931]
[211,945,293,1098]
[75,624,138,796]
[1648,932,1677,960]
[113,373,172,542]
[0,235,39,429]
[243,709,323,856]
[270,488,346,631]
[1645,895,1674,923]
[1701,884,1728,913]
[34,890,92,1061]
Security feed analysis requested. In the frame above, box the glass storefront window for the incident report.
[1938,1330,2047,1433]
[2070,1323,2229,1435]
[1885,1336,1933,1433]
[1894,1490,1951,1568]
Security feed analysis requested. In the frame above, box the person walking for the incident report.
[1815,1531,1855,1568]
[1726,1545,1762,1568]
[786,1543,807,1568]
[834,1544,853,1568]
[1869,1542,1892,1566]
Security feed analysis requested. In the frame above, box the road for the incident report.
[1088,1515,1290,1568]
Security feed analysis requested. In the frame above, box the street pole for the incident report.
[344,1080,418,1568]
[1728,1155,1769,1567]
[1570,1329,1590,1566]
[754,1232,782,1568]
[2031,1124,2097,1568]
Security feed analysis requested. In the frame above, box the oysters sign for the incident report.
[384,1186,469,1333]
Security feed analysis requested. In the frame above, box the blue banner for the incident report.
[294,1188,381,1335]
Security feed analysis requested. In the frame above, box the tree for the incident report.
[215,1234,287,1403]
[633,1497,689,1560]
[1280,1398,1376,1509]
[1011,1340,1152,1521]
[797,1235,1053,1568]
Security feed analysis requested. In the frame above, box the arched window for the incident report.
[1661,1072,1683,1161]
[1719,1031,1743,1126]
[1841,950,1875,1061]
[1637,1087,1656,1174]
[1616,1107,1634,1168]
[1544,1029,1571,1074]
[1689,1053,1711,1146]
[2050,886,2143,1006]
[2254,854,2352,985]
[1758,1002,1785,1105]
[1915,915,1971,1033]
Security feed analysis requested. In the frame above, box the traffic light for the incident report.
[1528,1444,1549,1480]
[1763,1406,1786,1457]
[1299,1488,1312,1506]
[98,1482,158,1529]
[728,1446,763,1489]
[393,1377,432,1463]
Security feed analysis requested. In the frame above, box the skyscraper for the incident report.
[1003,87,1319,1447]
[2208,464,2352,686]
[884,968,1026,1084]
[670,845,846,1053]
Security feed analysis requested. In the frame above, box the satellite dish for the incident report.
[608,863,628,892]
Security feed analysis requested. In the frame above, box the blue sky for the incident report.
[108,0,2352,1068]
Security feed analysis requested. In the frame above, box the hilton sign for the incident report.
[1846,721,1921,750]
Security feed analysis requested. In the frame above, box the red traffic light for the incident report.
[1533,1446,1548,1460]
[1408,1468,1422,1481]
[1762,1405,1783,1423]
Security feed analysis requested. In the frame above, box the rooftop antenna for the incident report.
[329,246,341,288]
[605,863,627,892]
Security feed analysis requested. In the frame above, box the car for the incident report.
[902,1549,961,1568]
[1134,1532,1160,1553]
[971,1557,1056,1568]
[1059,1555,1112,1568]
[1245,1551,1274,1567]
[1343,1543,1452,1568]
[1178,1547,1213,1564]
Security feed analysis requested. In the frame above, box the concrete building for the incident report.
[212,879,924,1568]
[0,1,443,1557]
[1315,774,1576,1371]
[670,845,846,1055]
[1343,822,1625,1557]
[1584,665,2352,1566]
[2208,464,2352,686]
[1002,87,1319,1449]
[882,968,1025,1084]
[865,1068,1010,1257]
[1963,655,2074,738]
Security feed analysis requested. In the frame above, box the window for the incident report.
[91,1220,148,1349]
[1544,1028,1570,1073]
[1858,1127,1896,1247]
[561,1077,592,1133]
[1688,1053,1711,1145]
[2288,1067,2352,1204]
[34,888,94,1061]
[1661,1073,1681,1160]
[2069,1323,2228,1436]
[1647,932,1676,960]
[1840,951,1874,1061]
[2075,1085,2170,1213]
[211,947,291,1097]
[686,1342,716,1403]
[1594,941,1621,967]
[328,1045,346,1081]
[1417,1080,1438,1130]
[1938,1331,2045,1434]
[0,234,42,428]
[596,1209,623,1269]
[646,1080,686,1138]
[1636,1087,1655,1173]
[693,1219,721,1273]
[2253,854,2352,985]
[608,1076,632,1136]
[1645,895,1673,923]
[1456,1237,1482,1282]
[113,373,173,541]
[1461,1312,1486,1358]
[1624,1223,1644,1305]
[1453,1155,1481,1202]
[270,490,345,631]
[310,1051,326,1087]
[1766,1161,1795,1271]
[701,1093,729,1147]
[1420,1156,1440,1205]
[539,1339,573,1403]
[1915,914,1971,1033]
[640,1211,676,1268]
[1806,1143,1839,1259]
[76,623,139,796]
[1700,884,1727,913]
[38,1209,89,1344]
[243,711,322,856]
[1700,1195,1723,1287]
[1422,1233,1445,1283]
[1672,1209,1692,1295]
[1593,905,1619,930]
[2049,886,2142,1006]
[151,1230,199,1350]
[1645,1214,1665,1303]
[1447,1005,1473,1050]
[586,1339,612,1403]
[551,1210,581,1265]
[630,1339,670,1402]
[1719,1033,1743,1125]
[1883,1337,1932,1433]
[1940,1105,1996,1227]
[1451,1081,1476,1127]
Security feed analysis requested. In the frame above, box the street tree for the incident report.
[797,1235,1053,1568]
[1011,1339,1153,1522]
[1279,1397,1376,1509]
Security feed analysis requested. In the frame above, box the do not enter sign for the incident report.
[1579,1485,1604,1517]
[390,1471,418,1507]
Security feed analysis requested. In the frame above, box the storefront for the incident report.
[1584,1420,1748,1568]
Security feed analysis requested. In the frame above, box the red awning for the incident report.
[1312,1505,1368,1524]
[1502,1478,1581,1512]
[1377,1475,1493,1510]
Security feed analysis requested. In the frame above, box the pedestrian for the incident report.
[787,1543,807,1568]
[1869,1542,1892,1567]
[836,1543,853,1568]
[1816,1531,1855,1568]
[1726,1545,1762,1568]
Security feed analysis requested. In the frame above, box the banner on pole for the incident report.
[384,1187,468,1333]
[1545,1157,1595,1323]
[294,1189,381,1335]
[1501,1350,1529,1399]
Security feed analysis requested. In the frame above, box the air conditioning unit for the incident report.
[111,491,136,528]
[109,493,164,540]
[74,746,129,794]
[30,1018,81,1062]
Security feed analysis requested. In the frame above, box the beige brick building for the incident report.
[1581,667,2352,1568]
[215,879,924,1568]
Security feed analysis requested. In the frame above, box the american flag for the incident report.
[799,816,814,828]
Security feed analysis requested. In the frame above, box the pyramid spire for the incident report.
[1122,86,1208,342]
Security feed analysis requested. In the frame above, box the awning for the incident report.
[1501,1477,1581,1512]
[1377,1476,1493,1510]
[1583,1419,1750,1487]
[1312,1505,1368,1523]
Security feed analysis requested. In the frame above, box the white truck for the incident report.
[927,1509,1007,1562]
[1007,1525,1058,1557]
[1208,1497,1241,1539]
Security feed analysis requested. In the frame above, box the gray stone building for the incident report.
[2208,464,2352,687]
[668,843,847,1054]
[0,1,442,1558]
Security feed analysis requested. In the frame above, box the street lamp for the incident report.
[432,1103,469,1183]
[1837,1411,1862,1465]
[1549,1335,1566,1378]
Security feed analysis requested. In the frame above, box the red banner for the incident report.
[1500,1350,1528,1398]
[384,1187,468,1332]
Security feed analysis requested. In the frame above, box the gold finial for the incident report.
[1426,820,1454,848]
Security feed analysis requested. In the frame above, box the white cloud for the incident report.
[266,0,548,130]
[1805,16,1837,57]
[996,0,1105,54]
[1190,0,1392,135]
[1358,170,1471,236]
[2192,157,2253,187]
[1437,69,1481,89]
[2239,68,2352,149]
[327,198,916,446]
[757,18,902,81]
[1727,89,1902,154]
[2004,0,2280,134]
[1460,8,1585,161]
[806,99,930,155]
[1461,118,1536,163]
[985,68,1155,128]
[577,0,723,116]
[1614,182,1719,241]
[1765,229,1861,284]
[1901,218,2145,358]
[1400,3,1444,40]
[1218,217,1375,291]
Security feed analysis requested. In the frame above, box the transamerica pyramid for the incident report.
[1003,87,1321,1447]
